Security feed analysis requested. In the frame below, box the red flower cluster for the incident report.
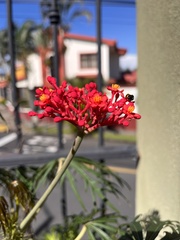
[29,76,141,133]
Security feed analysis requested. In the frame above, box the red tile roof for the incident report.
[64,33,127,56]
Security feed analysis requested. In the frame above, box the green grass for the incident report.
[92,131,136,143]
[32,122,136,143]
[32,122,75,135]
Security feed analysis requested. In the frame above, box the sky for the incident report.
[0,1,137,69]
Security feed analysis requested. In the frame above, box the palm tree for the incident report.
[0,21,39,63]
[39,0,92,84]
[14,21,39,63]
[40,0,92,32]
[0,21,42,112]
[0,29,8,59]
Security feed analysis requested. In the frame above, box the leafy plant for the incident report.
[1,156,128,239]
[11,157,129,213]
[0,169,35,239]
[119,211,180,240]
[39,211,121,240]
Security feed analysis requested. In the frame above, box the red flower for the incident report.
[29,76,141,133]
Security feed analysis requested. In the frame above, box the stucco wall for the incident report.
[64,39,109,81]
[136,0,180,220]
[27,53,43,89]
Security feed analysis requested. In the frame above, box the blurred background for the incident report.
[0,0,138,148]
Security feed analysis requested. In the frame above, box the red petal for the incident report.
[78,120,85,126]
[47,76,56,85]
[54,117,62,122]
[123,120,129,126]
[28,111,36,116]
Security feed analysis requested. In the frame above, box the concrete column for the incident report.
[136,0,180,220]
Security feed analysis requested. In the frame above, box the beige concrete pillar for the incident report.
[136,0,180,220]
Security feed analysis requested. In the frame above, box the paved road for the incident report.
[0,132,138,168]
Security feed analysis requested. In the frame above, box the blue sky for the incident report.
[0,1,137,54]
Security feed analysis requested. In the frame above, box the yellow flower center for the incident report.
[93,94,102,104]
[127,105,135,113]
[40,94,49,102]
[112,84,120,90]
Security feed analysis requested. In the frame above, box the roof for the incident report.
[63,33,127,56]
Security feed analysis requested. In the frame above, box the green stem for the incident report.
[20,130,84,231]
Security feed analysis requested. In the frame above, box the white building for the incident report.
[34,33,127,87]
[0,34,127,105]
[62,33,126,83]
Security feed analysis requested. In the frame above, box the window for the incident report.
[80,53,97,69]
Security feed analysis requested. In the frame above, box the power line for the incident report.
[85,0,135,4]
[0,0,136,5]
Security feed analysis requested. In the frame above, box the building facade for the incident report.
[38,33,126,87]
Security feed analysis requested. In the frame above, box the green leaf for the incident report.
[87,227,96,240]
[70,161,105,201]
[161,231,180,240]
[74,156,129,193]
[119,234,134,240]
[70,10,92,22]
[32,159,58,191]
[71,156,128,212]
[88,224,112,240]
[125,219,143,240]
[145,222,165,240]
[92,222,117,233]
[65,168,86,210]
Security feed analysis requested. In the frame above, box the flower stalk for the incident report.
[75,225,87,240]
[20,130,84,231]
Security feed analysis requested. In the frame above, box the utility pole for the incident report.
[48,0,64,149]
[48,0,66,226]
[96,0,104,147]
[7,0,22,149]
[96,1,106,228]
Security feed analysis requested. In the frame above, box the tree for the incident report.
[0,29,8,59]
[0,20,39,63]
[14,21,39,63]
[0,21,42,113]
[40,0,92,32]
[38,0,92,84]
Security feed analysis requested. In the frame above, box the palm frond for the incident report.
[27,157,128,216]
[69,10,92,22]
